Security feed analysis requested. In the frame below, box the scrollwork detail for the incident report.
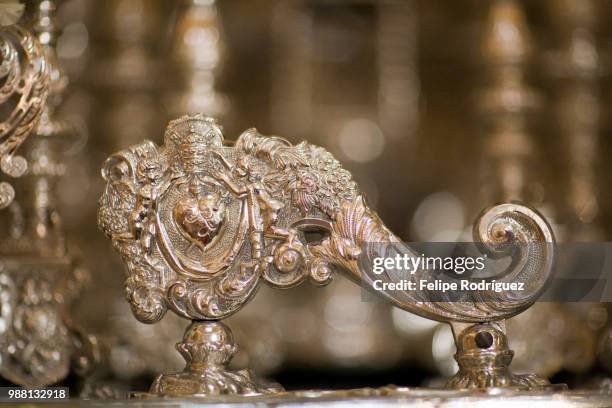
[0,25,49,209]
[98,114,556,396]
[99,114,555,326]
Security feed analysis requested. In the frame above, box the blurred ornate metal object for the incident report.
[549,0,601,239]
[479,0,541,203]
[166,0,227,118]
[0,7,49,209]
[0,0,97,387]
[89,0,166,147]
[98,113,556,396]
[271,0,418,148]
[550,0,610,384]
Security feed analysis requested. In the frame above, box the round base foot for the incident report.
[146,321,283,397]
[446,322,566,391]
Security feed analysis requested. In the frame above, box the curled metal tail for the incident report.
[310,196,555,323]
[470,203,555,318]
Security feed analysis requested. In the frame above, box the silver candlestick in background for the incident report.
[0,0,98,387]
[165,0,228,120]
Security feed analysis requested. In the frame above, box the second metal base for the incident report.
[447,321,564,390]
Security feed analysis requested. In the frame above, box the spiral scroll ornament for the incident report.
[0,21,49,209]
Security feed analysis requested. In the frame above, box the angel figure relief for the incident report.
[98,114,557,397]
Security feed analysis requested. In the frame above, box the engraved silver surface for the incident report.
[98,114,557,396]
[0,24,49,208]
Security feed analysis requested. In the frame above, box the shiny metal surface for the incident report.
[0,0,97,388]
[0,18,48,209]
[98,113,557,396]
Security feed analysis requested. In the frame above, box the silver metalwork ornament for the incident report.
[98,114,557,397]
[0,23,49,209]
[0,0,100,388]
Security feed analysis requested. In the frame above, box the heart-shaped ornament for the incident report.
[173,192,226,247]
